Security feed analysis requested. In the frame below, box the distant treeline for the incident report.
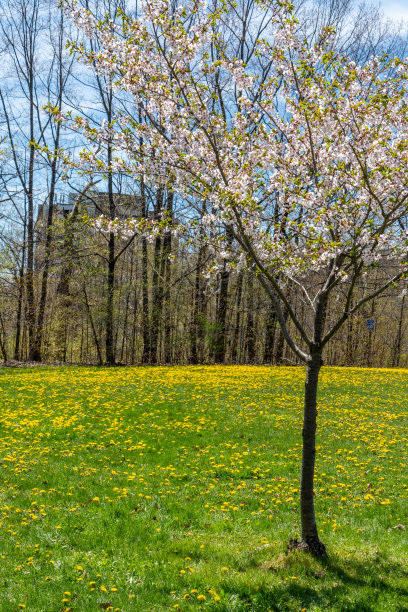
[0,0,406,367]
[1,193,406,367]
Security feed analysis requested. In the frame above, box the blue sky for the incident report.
[380,0,408,22]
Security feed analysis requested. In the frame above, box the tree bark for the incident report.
[162,190,173,363]
[140,188,150,363]
[212,228,233,364]
[263,302,277,363]
[230,270,243,363]
[105,138,116,366]
[393,295,405,367]
[105,228,116,365]
[274,304,288,364]
[345,301,354,365]
[191,242,206,364]
[56,208,76,362]
[365,299,375,367]
[83,284,103,366]
[289,284,328,558]
[298,348,327,557]
[0,312,8,363]
[246,271,256,363]
[31,136,60,361]
[26,128,36,361]
[30,9,66,362]
[141,233,151,364]
[131,281,138,364]
[150,187,164,363]
[120,250,134,363]
[212,264,229,363]
[14,238,26,361]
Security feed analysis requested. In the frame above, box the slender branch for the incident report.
[114,231,138,263]
[226,215,312,346]
[257,273,310,363]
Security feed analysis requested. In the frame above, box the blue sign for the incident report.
[366,318,375,331]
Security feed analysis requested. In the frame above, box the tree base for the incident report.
[288,537,327,558]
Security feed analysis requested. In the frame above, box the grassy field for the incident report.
[0,365,407,612]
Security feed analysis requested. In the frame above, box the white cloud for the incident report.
[381,1,408,22]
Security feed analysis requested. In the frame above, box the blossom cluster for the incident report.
[60,0,408,286]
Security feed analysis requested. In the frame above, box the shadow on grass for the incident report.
[218,552,408,612]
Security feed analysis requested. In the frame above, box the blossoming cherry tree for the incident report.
[62,0,408,557]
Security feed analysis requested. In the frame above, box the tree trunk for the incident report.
[290,289,327,558]
[141,234,151,364]
[162,190,173,363]
[31,199,53,362]
[83,285,103,366]
[120,283,130,364]
[191,243,206,364]
[365,299,375,367]
[106,229,116,365]
[275,305,288,364]
[230,270,243,363]
[26,44,37,362]
[31,138,60,362]
[393,295,405,367]
[212,229,233,364]
[105,139,116,366]
[131,281,138,365]
[246,272,256,363]
[26,143,36,361]
[140,180,153,363]
[263,303,277,363]
[56,209,76,362]
[296,349,327,557]
[150,187,164,363]
[14,239,26,361]
[213,264,229,363]
[0,313,8,363]
[345,301,354,365]
[120,250,134,363]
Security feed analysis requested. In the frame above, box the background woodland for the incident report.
[0,0,407,367]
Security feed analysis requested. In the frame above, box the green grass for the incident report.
[0,365,407,611]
